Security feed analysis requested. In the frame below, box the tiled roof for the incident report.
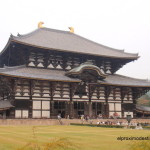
[136,105,150,112]
[100,74,150,87]
[0,66,80,82]
[0,100,14,110]
[0,66,150,87]
[8,27,138,59]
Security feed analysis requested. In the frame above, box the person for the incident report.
[89,116,93,124]
[86,116,90,122]
[57,114,62,125]
[67,115,70,119]
[116,121,120,126]
[81,115,84,124]
[113,112,119,119]
[97,121,100,125]
[57,114,61,120]
[98,114,103,119]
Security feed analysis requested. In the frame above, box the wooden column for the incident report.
[88,102,92,118]
[29,80,33,118]
[142,111,145,118]
[88,84,93,118]
[104,86,110,118]
[10,78,16,118]
[132,88,137,118]
[69,83,74,118]
[44,51,49,69]
[101,102,105,118]
[50,82,54,118]
[121,87,125,118]
[10,78,16,104]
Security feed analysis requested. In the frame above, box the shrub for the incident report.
[70,123,124,128]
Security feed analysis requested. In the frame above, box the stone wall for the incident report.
[0,119,150,126]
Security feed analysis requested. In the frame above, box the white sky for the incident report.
[0,0,150,79]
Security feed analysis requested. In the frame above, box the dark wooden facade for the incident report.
[0,75,149,119]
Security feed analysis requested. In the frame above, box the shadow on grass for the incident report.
[16,126,78,150]
[17,137,78,150]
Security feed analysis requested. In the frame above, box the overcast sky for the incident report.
[0,0,150,79]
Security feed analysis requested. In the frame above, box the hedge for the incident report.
[143,126,150,130]
[70,123,124,128]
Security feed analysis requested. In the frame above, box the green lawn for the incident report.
[0,125,149,150]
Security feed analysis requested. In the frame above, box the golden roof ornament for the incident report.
[68,27,74,33]
[38,22,44,28]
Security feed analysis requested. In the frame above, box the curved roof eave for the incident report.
[10,39,139,60]
[99,82,150,87]
[66,64,107,79]
[0,72,81,83]
[0,37,12,56]
[0,66,81,83]
[136,105,150,113]
[98,74,150,87]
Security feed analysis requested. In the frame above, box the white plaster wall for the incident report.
[42,111,50,118]
[109,103,114,111]
[33,101,41,109]
[32,111,41,118]
[15,110,21,118]
[22,110,29,118]
[115,103,121,111]
[42,101,50,109]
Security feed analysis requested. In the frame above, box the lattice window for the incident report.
[74,102,84,110]
[54,101,65,109]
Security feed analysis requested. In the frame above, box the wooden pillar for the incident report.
[9,78,16,118]
[88,84,93,118]
[50,82,54,118]
[105,103,109,118]
[69,102,74,119]
[101,102,105,118]
[3,111,6,119]
[88,102,92,118]
[50,101,55,118]
[142,111,145,118]
[104,86,109,118]
[69,83,74,118]
[29,80,33,118]
[121,87,124,118]
[10,79,15,103]
[132,89,137,119]
[44,51,49,69]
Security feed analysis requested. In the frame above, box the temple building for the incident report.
[0,23,150,119]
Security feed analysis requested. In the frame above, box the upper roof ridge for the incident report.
[13,27,138,56]
[13,27,71,39]
[11,28,40,39]
[1,27,139,59]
